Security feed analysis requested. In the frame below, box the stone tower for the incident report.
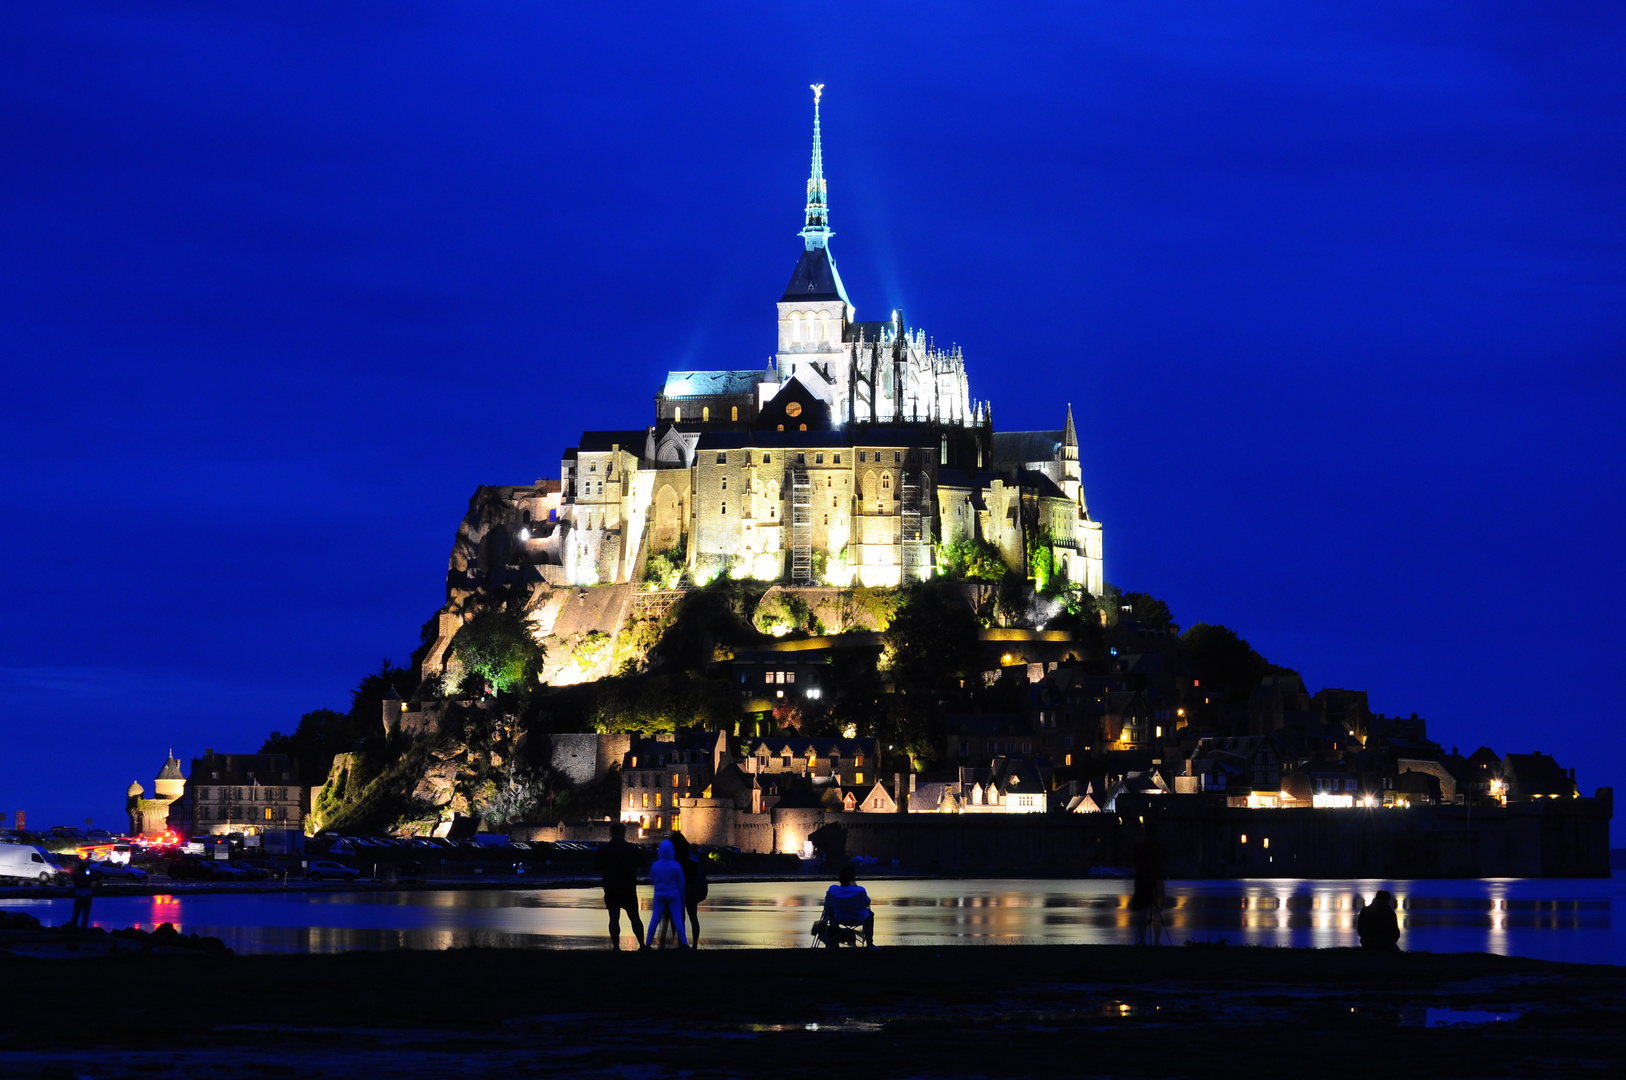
[154,750,185,802]
[776,84,853,400]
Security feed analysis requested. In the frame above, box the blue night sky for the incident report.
[2,4,1622,829]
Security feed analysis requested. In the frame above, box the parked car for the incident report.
[0,844,68,885]
[242,859,287,879]
[88,863,148,883]
[305,860,359,882]
[168,857,249,881]
[233,863,271,881]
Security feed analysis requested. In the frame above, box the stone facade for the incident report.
[167,751,307,837]
[452,93,1105,596]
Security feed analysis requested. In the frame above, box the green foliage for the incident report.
[753,589,822,637]
[1121,591,1174,624]
[646,581,764,672]
[1045,583,1107,649]
[1181,623,1295,703]
[261,658,417,787]
[451,607,545,696]
[1024,529,1060,593]
[643,533,687,588]
[590,672,744,734]
[937,537,1007,582]
[874,582,982,768]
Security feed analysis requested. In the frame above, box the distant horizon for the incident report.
[2,3,1622,829]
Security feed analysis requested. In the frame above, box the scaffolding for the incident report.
[790,466,813,584]
[900,469,924,582]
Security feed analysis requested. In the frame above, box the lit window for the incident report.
[1263,837,1270,849]
[1240,834,1248,844]
[855,772,864,784]
[264,808,272,821]
[732,406,739,421]
[673,407,681,423]
[786,672,795,683]
[655,793,662,807]
[642,793,650,808]
[672,773,680,788]
[702,406,710,422]
[655,815,664,830]
[671,813,681,832]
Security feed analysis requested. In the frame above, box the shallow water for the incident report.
[10,876,1623,962]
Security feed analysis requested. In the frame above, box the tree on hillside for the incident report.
[1181,623,1295,703]
[876,582,982,768]
[451,609,545,697]
[1120,591,1174,624]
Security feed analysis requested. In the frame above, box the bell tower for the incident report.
[777,85,853,415]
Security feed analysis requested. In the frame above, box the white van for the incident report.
[0,844,67,884]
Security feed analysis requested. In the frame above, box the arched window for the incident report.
[731,406,738,421]
[791,312,803,342]
[882,473,891,490]
[673,406,681,423]
[818,311,830,342]
[702,406,710,422]
[799,423,807,431]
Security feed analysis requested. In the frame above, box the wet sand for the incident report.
[1,943,1622,1078]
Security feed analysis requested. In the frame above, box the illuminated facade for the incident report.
[525,88,1103,592]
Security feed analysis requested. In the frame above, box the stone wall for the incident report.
[511,793,1612,879]
[546,732,633,785]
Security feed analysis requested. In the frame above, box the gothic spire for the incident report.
[800,84,831,250]
[1064,403,1078,448]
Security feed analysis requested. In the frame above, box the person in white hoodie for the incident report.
[644,839,689,949]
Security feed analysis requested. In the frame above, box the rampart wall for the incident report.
[520,792,1612,878]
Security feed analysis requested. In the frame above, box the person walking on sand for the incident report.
[669,832,708,948]
[1131,820,1170,945]
[593,823,646,950]
[645,839,688,949]
[1357,889,1401,951]
[68,860,93,930]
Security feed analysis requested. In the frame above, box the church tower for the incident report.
[776,85,853,413]
[1060,403,1082,507]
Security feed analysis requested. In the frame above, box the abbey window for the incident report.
[702,406,710,422]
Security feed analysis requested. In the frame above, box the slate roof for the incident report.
[190,753,300,786]
[780,246,851,304]
[661,370,765,398]
[573,430,651,454]
[991,430,1063,465]
[157,753,184,780]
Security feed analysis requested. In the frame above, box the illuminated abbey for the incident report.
[511,87,1103,593]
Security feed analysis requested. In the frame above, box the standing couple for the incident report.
[593,822,708,950]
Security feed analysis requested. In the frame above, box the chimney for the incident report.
[205,748,214,757]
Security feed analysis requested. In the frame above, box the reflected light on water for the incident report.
[14,876,1621,962]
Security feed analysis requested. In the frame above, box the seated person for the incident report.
[821,866,875,948]
[1356,889,1401,951]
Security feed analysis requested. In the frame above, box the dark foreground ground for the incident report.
[2,943,1623,1079]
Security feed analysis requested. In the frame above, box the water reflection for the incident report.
[9,876,1620,962]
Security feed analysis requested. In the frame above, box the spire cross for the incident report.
[801,84,831,249]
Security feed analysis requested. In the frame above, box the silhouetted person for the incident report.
[669,832,708,948]
[820,865,875,947]
[593,823,645,950]
[1131,821,1170,945]
[1357,889,1401,951]
[68,861,93,930]
[645,839,688,949]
